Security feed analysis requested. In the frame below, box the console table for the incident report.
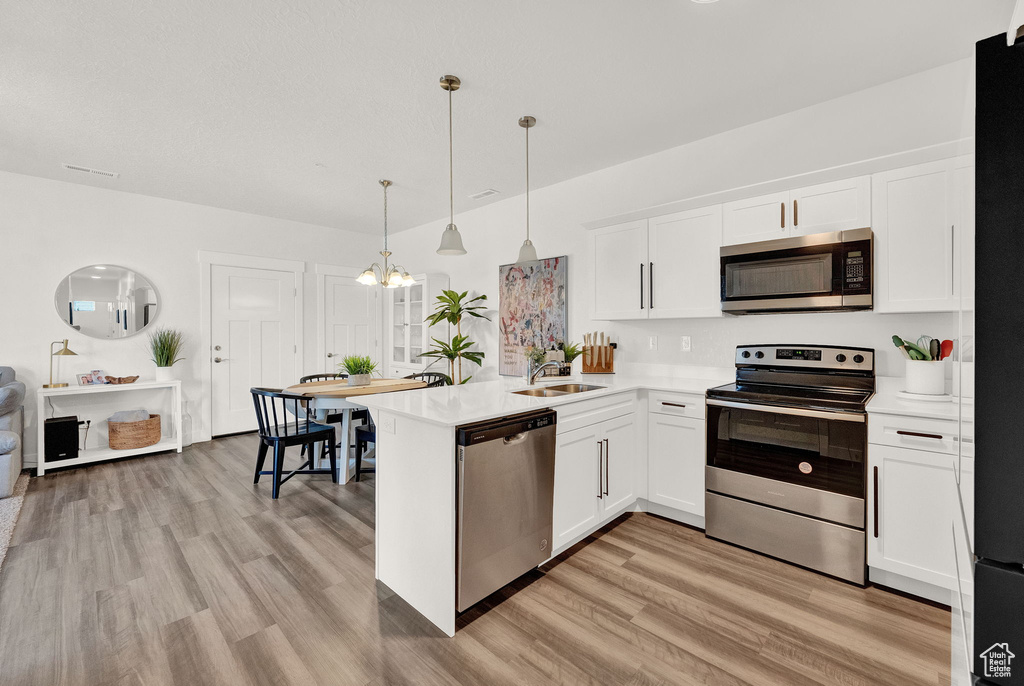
[36,380,183,476]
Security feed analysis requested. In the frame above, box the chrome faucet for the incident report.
[528,360,561,385]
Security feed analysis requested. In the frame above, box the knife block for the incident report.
[582,344,615,374]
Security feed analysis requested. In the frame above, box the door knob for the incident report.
[214,357,228,363]
[327,353,336,358]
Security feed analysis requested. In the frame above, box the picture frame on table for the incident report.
[77,370,109,386]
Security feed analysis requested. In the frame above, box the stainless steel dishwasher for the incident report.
[456,409,556,612]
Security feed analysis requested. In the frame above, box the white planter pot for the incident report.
[347,374,371,387]
[905,359,945,395]
[155,366,175,382]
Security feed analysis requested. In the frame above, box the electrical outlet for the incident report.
[382,416,396,434]
[648,336,658,351]
[680,336,692,352]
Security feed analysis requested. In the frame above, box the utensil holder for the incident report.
[905,359,945,395]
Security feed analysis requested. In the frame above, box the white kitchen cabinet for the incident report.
[552,424,603,551]
[722,191,790,245]
[591,220,648,320]
[386,273,448,377]
[872,158,972,313]
[552,410,639,551]
[648,206,723,319]
[868,442,957,590]
[722,177,870,246]
[788,176,871,237]
[591,207,722,321]
[647,412,705,517]
[600,413,638,516]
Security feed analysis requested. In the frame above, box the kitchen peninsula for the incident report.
[352,370,732,636]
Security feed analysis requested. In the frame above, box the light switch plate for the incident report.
[381,415,396,434]
[680,336,692,352]
[648,336,658,351]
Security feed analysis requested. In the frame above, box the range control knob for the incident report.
[853,354,865,364]
[741,351,751,359]
[835,354,847,363]
[754,351,765,359]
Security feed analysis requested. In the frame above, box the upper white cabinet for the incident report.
[648,206,724,319]
[591,207,723,321]
[872,158,972,313]
[592,220,648,320]
[386,273,448,377]
[722,191,790,245]
[722,177,870,246]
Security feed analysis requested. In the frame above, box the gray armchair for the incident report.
[0,366,25,497]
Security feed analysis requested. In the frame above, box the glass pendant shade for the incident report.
[357,269,378,285]
[437,223,467,255]
[517,238,538,263]
[386,269,405,287]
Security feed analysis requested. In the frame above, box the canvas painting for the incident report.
[498,256,568,376]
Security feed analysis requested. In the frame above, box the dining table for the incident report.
[282,377,427,482]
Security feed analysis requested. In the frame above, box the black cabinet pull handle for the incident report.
[597,441,603,500]
[793,199,798,226]
[639,263,645,309]
[649,262,654,309]
[896,430,943,440]
[603,438,609,496]
[781,202,786,229]
[661,402,687,408]
[873,466,879,538]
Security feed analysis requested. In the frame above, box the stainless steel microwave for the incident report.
[720,228,872,314]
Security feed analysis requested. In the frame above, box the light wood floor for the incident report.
[0,434,950,685]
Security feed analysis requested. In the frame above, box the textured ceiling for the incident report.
[0,0,1011,234]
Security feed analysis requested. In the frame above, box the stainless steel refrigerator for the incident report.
[970,29,1024,686]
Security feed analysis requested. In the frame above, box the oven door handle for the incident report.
[706,398,865,423]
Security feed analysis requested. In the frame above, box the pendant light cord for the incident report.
[448,87,454,225]
[525,123,530,241]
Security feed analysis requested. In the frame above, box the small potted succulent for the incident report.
[559,340,584,370]
[149,328,185,381]
[340,355,378,387]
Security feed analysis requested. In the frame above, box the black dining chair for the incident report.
[404,372,448,388]
[250,387,338,499]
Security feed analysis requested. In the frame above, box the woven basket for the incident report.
[108,414,161,450]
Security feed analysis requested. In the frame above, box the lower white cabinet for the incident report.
[553,412,637,551]
[647,412,705,517]
[868,442,957,590]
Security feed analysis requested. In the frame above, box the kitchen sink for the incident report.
[512,383,604,397]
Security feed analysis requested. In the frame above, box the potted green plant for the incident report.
[420,290,490,384]
[340,355,378,387]
[149,328,185,381]
[559,340,583,370]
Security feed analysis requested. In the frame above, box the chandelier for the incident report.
[357,179,415,288]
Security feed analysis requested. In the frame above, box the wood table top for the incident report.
[282,377,427,398]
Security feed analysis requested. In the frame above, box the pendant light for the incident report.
[436,75,467,255]
[516,115,539,264]
[357,180,415,288]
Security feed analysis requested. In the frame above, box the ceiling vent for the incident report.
[468,188,500,200]
[62,163,120,179]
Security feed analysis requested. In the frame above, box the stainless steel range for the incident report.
[705,345,875,584]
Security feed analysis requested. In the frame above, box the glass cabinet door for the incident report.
[409,283,424,365]
[392,289,408,365]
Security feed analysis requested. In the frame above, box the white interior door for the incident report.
[324,275,378,372]
[211,265,298,435]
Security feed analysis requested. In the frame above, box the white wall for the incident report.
[389,59,975,382]
[0,171,380,462]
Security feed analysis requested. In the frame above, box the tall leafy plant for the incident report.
[420,290,490,384]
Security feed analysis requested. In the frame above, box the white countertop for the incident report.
[866,376,967,421]
[350,370,734,427]
[353,369,971,426]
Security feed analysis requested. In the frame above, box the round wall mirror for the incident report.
[55,265,160,339]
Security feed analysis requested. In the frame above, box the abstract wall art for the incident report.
[498,256,568,376]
